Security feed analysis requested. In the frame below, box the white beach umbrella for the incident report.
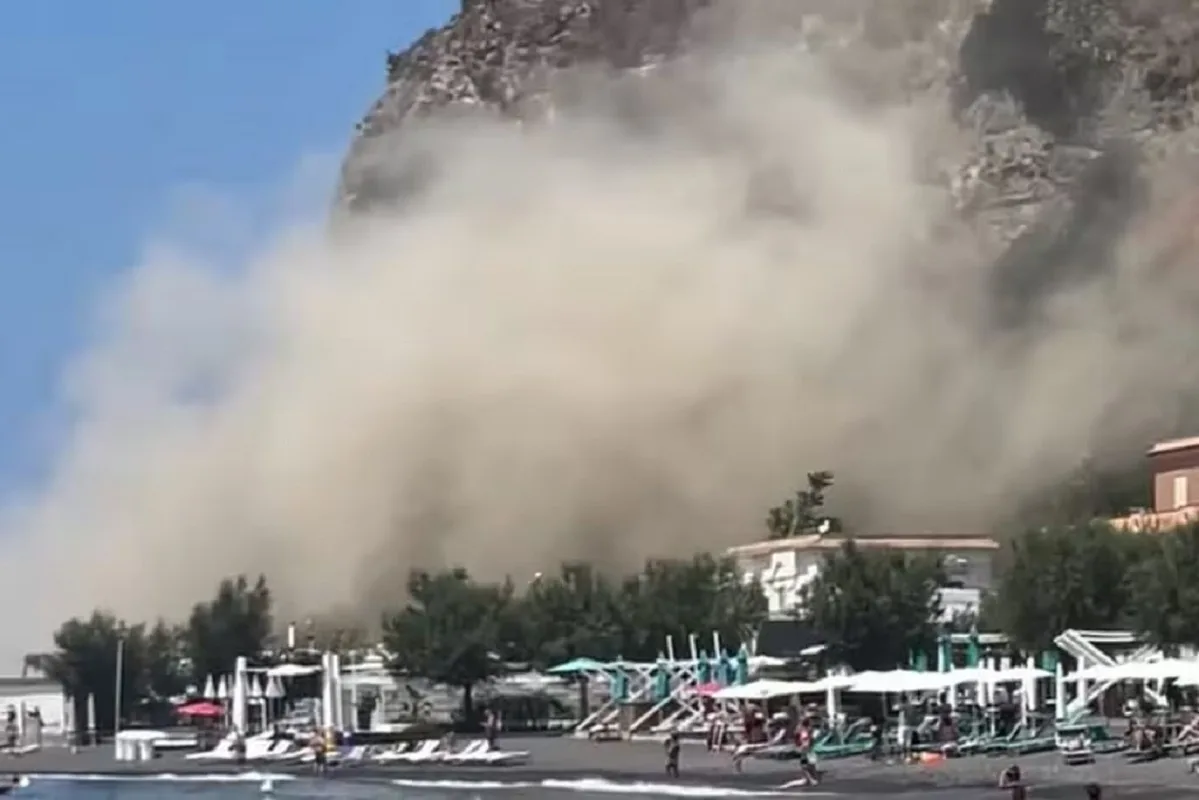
[992,666,1053,683]
[713,679,813,701]
[849,670,949,693]
[248,674,263,700]
[265,675,285,699]
[1076,659,1196,683]
[202,675,216,700]
[216,675,229,700]
[939,667,1000,686]
[267,663,320,678]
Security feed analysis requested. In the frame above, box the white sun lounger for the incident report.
[401,739,448,764]
[441,740,489,764]
[185,737,235,760]
[375,739,442,763]
[258,740,304,761]
[299,744,369,765]
[452,742,530,766]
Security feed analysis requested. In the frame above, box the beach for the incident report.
[5,737,1199,798]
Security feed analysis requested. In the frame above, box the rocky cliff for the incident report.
[342,0,1199,293]
[334,0,1199,523]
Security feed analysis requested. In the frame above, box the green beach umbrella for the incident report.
[717,650,733,685]
[735,645,750,685]
[1040,650,1058,673]
[938,634,953,672]
[697,650,712,683]
[909,649,929,672]
[611,658,629,702]
[654,656,670,701]
[966,630,981,668]
[547,657,607,675]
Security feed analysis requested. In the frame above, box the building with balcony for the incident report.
[726,533,1000,620]
[1111,436,1199,531]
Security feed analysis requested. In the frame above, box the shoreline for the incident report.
[6,738,1199,797]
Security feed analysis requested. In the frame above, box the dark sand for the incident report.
[5,738,1199,797]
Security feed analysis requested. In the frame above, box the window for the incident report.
[1174,475,1189,509]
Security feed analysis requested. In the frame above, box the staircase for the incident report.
[1054,629,1164,719]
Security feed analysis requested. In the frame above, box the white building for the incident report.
[0,677,69,737]
[726,534,1000,620]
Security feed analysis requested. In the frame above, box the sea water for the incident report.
[10,774,847,800]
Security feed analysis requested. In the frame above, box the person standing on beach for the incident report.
[484,707,499,750]
[998,764,1026,800]
[1084,784,1101,800]
[665,731,681,778]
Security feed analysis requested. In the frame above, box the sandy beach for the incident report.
[4,737,1199,797]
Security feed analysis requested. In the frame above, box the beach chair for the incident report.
[811,719,874,760]
[379,738,446,764]
[1085,724,1126,755]
[452,743,531,766]
[243,736,280,761]
[185,735,236,760]
[1056,724,1095,765]
[300,743,369,765]
[261,740,307,761]
[442,740,489,764]
[1168,719,1199,757]
[1007,720,1058,756]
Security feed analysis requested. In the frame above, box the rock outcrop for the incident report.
[341,0,1199,254]
[339,0,1199,429]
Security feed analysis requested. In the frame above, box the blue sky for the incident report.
[0,0,455,490]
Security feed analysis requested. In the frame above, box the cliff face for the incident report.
[342,0,1199,252]
[333,0,1199,528]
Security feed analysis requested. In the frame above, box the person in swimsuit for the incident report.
[794,719,820,786]
[665,731,681,778]
[311,731,328,775]
[999,764,1026,800]
[0,776,21,795]
[1085,784,1101,800]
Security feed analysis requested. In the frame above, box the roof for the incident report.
[1148,436,1199,456]
[726,534,1000,558]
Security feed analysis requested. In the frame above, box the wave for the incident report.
[391,776,840,797]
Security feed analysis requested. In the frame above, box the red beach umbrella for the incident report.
[176,700,225,718]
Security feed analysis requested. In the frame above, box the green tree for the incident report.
[44,612,177,734]
[797,540,944,671]
[141,620,187,702]
[514,563,625,668]
[184,574,273,682]
[617,554,767,661]
[382,568,514,721]
[993,522,1137,652]
[1015,457,1150,527]
[766,471,837,539]
[1128,523,1199,651]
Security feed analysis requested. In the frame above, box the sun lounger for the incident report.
[296,743,368,765]
[185,737,236,760]
[442,740,489,764]
[451,742,530,766]
[258,740,304,761]
[1056,725,1095,765]
[376,739,445,764]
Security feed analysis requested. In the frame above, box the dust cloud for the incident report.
[4,18,1199,666]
